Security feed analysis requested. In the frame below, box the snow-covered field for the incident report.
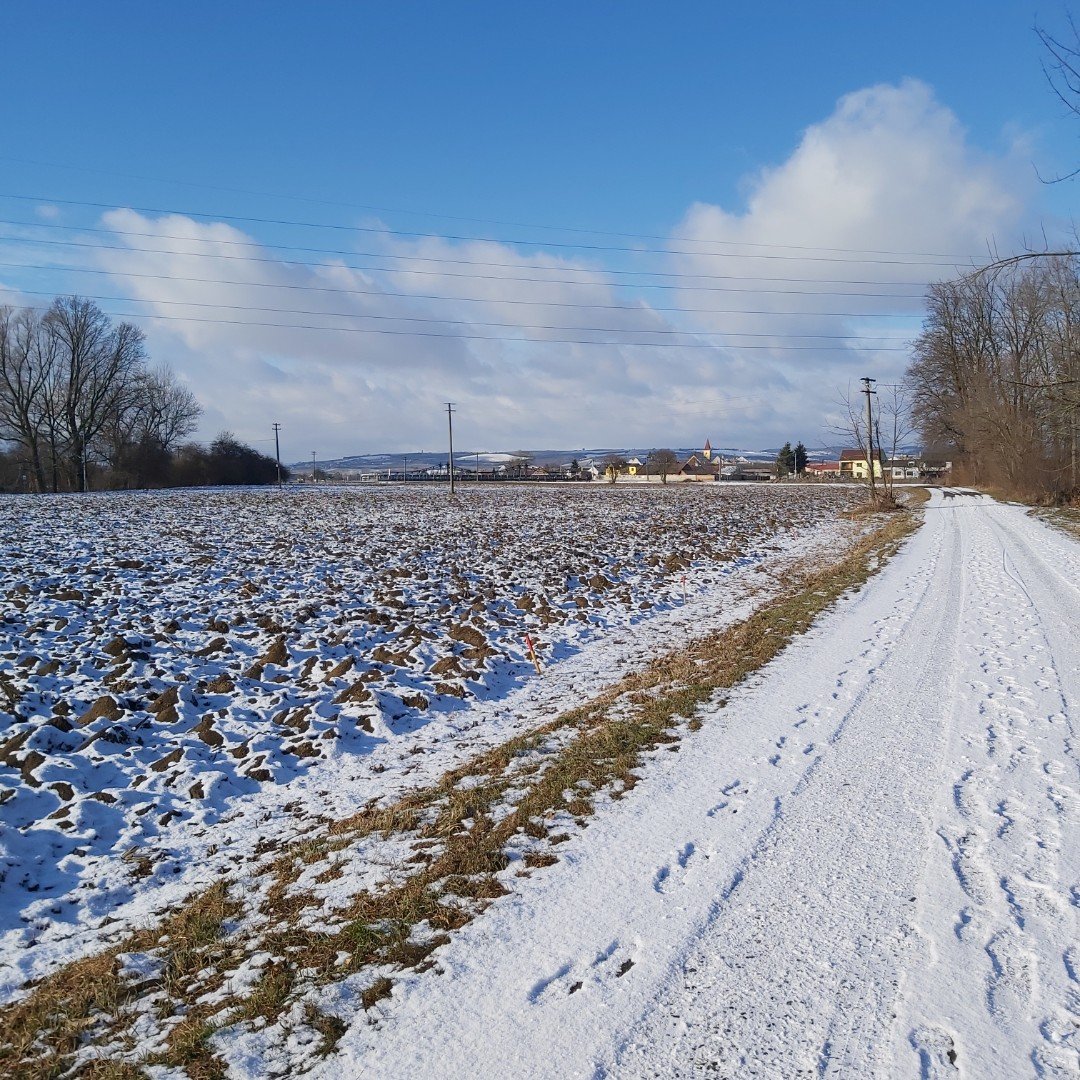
[0,482,864,1002]
[7,487,1074,1079]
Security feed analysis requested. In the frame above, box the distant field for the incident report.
[0,483,863,998]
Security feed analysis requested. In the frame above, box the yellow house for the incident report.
[839,448,884,479]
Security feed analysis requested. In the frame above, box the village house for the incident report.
[885,457,921,480]
[804,461,842,477]
[676,438,720,481]
[839,448,885,480]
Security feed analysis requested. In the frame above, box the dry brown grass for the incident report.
[0,505,922,1078]
[1035,504,1080,541]
[0,882,239,1079]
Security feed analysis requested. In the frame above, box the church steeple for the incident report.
[703,438,712,461]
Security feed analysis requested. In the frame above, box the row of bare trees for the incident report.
[0,297,201,491]
[906,256,1080,499]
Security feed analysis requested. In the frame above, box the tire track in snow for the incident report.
[896,498,1080,1079]
[615,500,967,1078]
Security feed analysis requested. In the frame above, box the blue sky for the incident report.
[2,1,1078,459]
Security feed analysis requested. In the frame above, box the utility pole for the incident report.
[475,451,480,481]
[311,450,317,484]
[445,403,456,495]
[403,454,407,482]
[861,377,877,499]
[272,422,282,488]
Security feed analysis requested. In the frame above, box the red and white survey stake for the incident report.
[524,632,543,675]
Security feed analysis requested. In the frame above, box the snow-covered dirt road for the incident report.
[327,492,1079,1079]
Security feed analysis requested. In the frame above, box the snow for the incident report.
[307,492,1079,1078]
[0,482,864,999]
[5,487,1075,1078]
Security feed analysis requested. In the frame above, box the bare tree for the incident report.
[0,307,52,492]
[602,454,627,483]
[508,451,532,479]
[651,448,679,483]
[908,257,1080,497]
[1037,15,1080,181]
[1,297,206,491]
[872,385,915,496]
[45,297,147,491]
[101,364,201,486]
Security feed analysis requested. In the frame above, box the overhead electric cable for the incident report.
[0,249,928,302]
[0,286,915,342]
[0,157,1013,264]
[0,191,993,265]
[0,259,926,316]
[0,265,923,317]
[0,218,936,289]
[12,300,911,351]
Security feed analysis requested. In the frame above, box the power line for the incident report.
[0,155,1005,254]
[0,257,924,314]
[0,250,933,302]
[0,232,938,291]
[8,300,912,351]
[0,276,923,322]
[0,191,993,265]
[0,285,916,342]
[0,218,941,289]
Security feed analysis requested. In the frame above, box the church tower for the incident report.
[703,438,713,461]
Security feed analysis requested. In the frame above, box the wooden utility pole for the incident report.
[272,422,282,488]
[446,403,456,495]
[861,376,877,499]
[311,451,317,483]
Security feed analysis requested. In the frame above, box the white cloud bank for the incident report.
[89,79,1030,458]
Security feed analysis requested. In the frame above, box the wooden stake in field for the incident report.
[524,632,543,675]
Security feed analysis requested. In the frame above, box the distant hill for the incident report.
[298,447,779,472]
[296,444,925,474]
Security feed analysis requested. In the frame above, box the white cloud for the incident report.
[92,211,724,457]
[669,79,1029,446]
[86,80,1032,458]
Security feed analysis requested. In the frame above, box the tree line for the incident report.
[907,256,1079,499]
[906,15,1079,502]
[0,297,285,492]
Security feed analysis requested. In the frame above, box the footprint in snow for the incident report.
[530,941,636,1002]
[986,930,1036,1022]
[941,829,993,906]
[709,780,749,817]
[1064,945,1079,985]
[909,1024,959,1077]
[954,906,974,941]
[653,842,698,893]
[528,962,573,1003]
